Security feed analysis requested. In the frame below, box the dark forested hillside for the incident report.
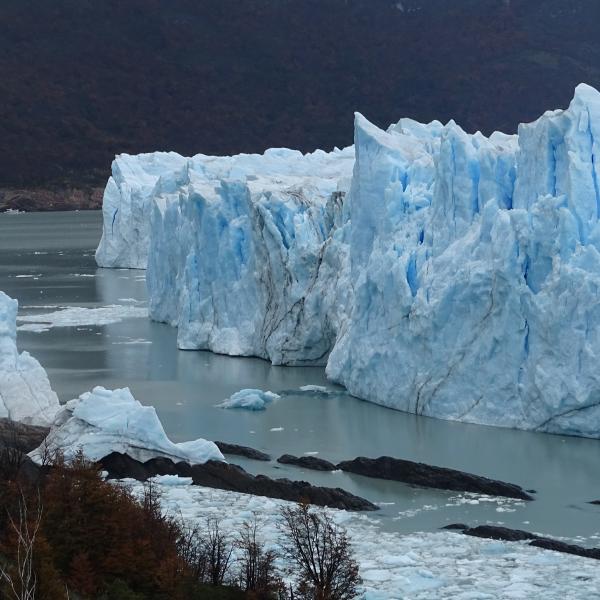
[0,0,599,196]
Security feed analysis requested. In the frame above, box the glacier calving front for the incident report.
[97,84,600,438]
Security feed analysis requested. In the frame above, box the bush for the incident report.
[235,520,284,598]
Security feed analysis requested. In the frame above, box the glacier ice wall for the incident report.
[329,83,600,437]
[147,147,355,364]
[0,291,60,425]
[95,151,190,268]
[97,84,600,438]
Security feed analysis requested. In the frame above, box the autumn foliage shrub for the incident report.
[0,452,245,599]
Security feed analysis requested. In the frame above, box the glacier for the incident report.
[29,386,224,464]
[96,84,600,438]
[0,291,60,426]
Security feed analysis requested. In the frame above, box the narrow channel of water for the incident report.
[1,210,599,542]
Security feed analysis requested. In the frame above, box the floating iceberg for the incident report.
[97,84,600,438]
[0,291,60,426]
[217,388,280,411]
[29,386,224,464]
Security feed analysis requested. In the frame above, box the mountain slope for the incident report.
[0,0,599,194]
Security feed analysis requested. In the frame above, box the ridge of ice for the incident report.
[29,386,224,464]
[0,291,60,426]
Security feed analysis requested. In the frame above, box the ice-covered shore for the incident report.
[0,291,60,425]
[97,84,600,438]
[125,476,600,599]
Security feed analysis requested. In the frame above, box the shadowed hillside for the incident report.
[0,0,599,202]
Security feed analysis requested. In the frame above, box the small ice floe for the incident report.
[111,338,152,345]
[270,427,284,432]
[217,388,280,411]
[300,384,329,393]
[17,304,148,332]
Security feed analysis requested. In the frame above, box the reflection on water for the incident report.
[1,211,599,541]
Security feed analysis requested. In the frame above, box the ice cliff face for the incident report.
[329,84,600,437]
[97,84,600,438]
[95,152,190,268]
[147,147,354,363]
[0,291,60,425]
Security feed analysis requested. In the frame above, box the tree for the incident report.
[278,503,361,600]
[0,490,43,600]
[235,519,283,597]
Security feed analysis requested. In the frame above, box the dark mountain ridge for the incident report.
[1,0,599,198]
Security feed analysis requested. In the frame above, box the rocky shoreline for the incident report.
[99,452,378,512]
[445,524,600,561]
[0,187,103,212]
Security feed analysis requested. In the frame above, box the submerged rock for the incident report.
[337,456,533,500]
[100,452,378,512]
[277,454,336,471]
[214,441,270,461]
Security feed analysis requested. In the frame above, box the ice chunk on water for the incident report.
[217,388,280,411]
[29,386,224,464]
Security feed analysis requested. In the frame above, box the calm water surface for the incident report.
[1,211,599,541]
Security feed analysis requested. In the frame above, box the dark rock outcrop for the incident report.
[214,441,270,461]
[529,538,600,560]
[590,500,600,505]
[337,456,533,501]
[441,523,469,531]
[277,454,336,471]
[463,525,538,542]
[448,524,600,561]
[0,419,49,453]
[100,452,378,512]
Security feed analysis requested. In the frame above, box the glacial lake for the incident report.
[1,210,599,543]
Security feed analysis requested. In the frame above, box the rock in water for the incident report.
[214,441,271,461]
[100,452,378,512]
[277,454,337,471]
[455,524,600,561]
[337,456,532,500]
[0,291,60,426]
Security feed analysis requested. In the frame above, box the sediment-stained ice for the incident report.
[0,291,60,426]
